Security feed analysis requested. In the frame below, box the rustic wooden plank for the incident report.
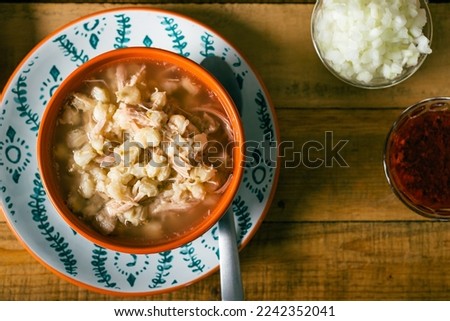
[1,1,450,303]
[3,221,450,300]
[1,3,449,109]
[268,107,419,222]
[241,221,450,300]
[0,107,423,224]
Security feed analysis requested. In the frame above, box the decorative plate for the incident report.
[0,7,279,295]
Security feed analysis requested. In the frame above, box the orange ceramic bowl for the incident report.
[37,47,245,254]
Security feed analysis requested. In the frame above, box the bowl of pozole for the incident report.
[37,47,245,254]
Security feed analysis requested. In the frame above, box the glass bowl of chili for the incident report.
[384,97,450,219]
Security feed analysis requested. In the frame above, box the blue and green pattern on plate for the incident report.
[0,8,279,295]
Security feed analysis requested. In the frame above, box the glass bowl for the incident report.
[311,0,433,89]
[384,97,450,219]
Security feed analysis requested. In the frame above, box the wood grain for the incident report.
[270,108,417,222]
[1,3,450,108]
[2,2,450,301]
[0,107,416,224]
[3,221,450,300]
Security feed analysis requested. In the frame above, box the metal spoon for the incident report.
[200,55,244,301]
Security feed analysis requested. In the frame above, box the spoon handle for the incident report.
[218,208,244,301]
[200,55,244,301]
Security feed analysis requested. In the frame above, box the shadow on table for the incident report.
[0,4,39,90]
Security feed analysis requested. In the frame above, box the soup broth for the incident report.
[53,59,235,245]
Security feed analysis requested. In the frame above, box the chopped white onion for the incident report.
[313,0,432,85]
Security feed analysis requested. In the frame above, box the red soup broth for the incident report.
[385,98,450,218]
[52,59,236,245]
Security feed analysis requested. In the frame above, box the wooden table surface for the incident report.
[1,1,450,301]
